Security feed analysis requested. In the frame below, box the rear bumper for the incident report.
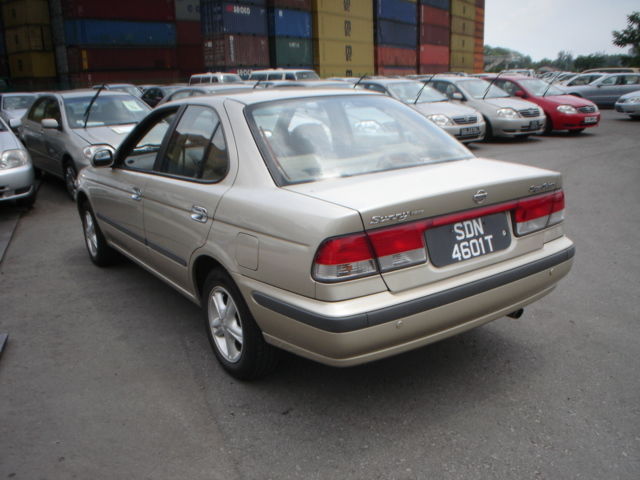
[238,237,575,366]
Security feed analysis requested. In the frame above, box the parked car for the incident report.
[259,80,352,89]
[561,73,604,87]
[356,78,485,143]
[189,72,243,85]
[141,85,187,107]
[18,89,151,198]
[428,76,546,139]
[248,68,319,81]
[156,84,255,106]
[614,90,640,118]
[490,75,600,134]
[0,117,35,207]
[93,83,142,97]
[76,89,574,379]
[564,73,640,107]
[0,93,38,125]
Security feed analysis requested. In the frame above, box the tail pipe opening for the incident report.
[507,308,524,319]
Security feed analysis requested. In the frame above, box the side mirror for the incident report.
[514,90,526,98]
[9,117,21,130]
[451,92,464,101]
[41,118,59,129]
[91,149,113,168]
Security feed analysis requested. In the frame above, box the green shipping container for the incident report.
[270,37,313,67]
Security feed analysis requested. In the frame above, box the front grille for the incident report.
[518,108,540,118]
[452,115,478,125]
[578,105,596,113]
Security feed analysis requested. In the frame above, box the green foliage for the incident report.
[612,11,640,65]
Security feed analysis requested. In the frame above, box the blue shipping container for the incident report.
[269,9,311,38]
[375,0,417,24]
[420,0,450,10]
[65,20,176,46]
[201,2,268,35]
[376,19,417,48]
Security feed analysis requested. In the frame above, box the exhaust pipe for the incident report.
[507,308,524,319]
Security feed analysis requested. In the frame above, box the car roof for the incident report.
[362,78,419,85]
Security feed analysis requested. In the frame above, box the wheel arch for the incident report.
[193,254,228,302]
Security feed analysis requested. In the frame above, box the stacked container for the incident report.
[312,0,374,78]
[374,0,417,76]
[175,0,205,78]
[474,0,484,73]
[268,1,312,69]
[201,0,269,76]
[2,0,57,86]
[418,0,450,74]
[449,0,474,73]
[0,7,9,80]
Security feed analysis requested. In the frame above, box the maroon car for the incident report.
[490,75,600,134]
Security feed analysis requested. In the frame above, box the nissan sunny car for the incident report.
[76,89,575,379]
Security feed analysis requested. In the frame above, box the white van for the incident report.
[248,69,319,81]
[188,72,243,85]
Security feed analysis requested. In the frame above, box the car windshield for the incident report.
[519,79,564,96]
[64,95,150,128]
[3,95,36,110]
[459,79,510,99]
[247,95,473,186]
[387,82,447,103]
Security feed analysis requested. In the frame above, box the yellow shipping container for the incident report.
[450,51,474,71]
[4,25,53,54]
[2,0,50,28]
[451,0,475,21]
[8,51,56,77]
[312,0,373,21]
[317,64,373,78]
[451,16,475,36]
[450,33,474,53]
[314,39,374,67]
[314,12,373,43]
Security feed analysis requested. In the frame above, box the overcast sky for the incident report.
[484,0,638,60]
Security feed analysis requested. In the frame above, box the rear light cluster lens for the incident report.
[313,190,565,282]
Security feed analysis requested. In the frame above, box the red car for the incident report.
[490,75,600,134]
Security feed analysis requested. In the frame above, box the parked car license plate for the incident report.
[528,120,541,130]
[584,116,598,124]
[425,213,511,267]
[460,126,480,136]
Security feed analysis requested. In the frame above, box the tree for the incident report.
[612,11,640,65]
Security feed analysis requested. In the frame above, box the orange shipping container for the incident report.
[376,65,416,76]
[419,44,449,65]
[375,45,416,67]
[419,5,449,27]
[419,63,449,74]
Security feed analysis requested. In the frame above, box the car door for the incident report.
[40,96,66,176]
[590,75,619,105]
[142,103,236,290]
[90,107,179,262]
[21,96,49,171]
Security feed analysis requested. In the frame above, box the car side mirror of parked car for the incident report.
[514,90,526,98]
[91,149,114,168]
[41,118,59,129]
[8,117,21,130]
[451,92,464,101]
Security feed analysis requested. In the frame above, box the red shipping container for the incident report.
[177,44,204,71]
[420,5,449,28]
[420,24,450,46]
[376,65,417,76]
[62,0,175,22]
[375,45,416,67]
[268,0,312,10]
[69,69,180,88]
[419,64,449,74]
[203,34,269,67]
[66,46,178,73]
[176,20,203,46]
[419,44,449,65]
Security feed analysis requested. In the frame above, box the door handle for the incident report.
[130,187,142,201]
[190,205,208,223]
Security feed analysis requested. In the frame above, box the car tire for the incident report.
[63,160,78,201]
[16,190,36,209]
[203,269,278,380]
[544,117,553,134]
[483,117,493,140]
[80,202,118,267]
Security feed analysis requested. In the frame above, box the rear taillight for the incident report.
[313,233,378,282]
[513,190,565,236]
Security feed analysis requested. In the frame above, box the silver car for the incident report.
[19,90,151,198]
[0,117,35,207]
[614,90,640,118]
[0,93,38,126]
[564,73,640,107]
[430,76,546,139]
[76,89,574,379]
[357,79,485,143]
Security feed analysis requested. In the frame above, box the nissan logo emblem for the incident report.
[473,189,488,204]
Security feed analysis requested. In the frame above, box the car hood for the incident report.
[538,94,595,107]
[72,124,136,147]
[618,89,640,100]
[476,97,538,110]
[412,101,480,117]
[0,129,22,151]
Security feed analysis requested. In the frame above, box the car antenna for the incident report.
[83,84,105,129]
[541,71,561,97]
[482,71,505,100]
[413,75,435,104]
[353,73,368,88]
[253,79,262,89]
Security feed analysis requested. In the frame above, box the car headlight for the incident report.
[427,114,454,127]
[496,108,519,119]
[624,97,640,104]
[557,105,578,114]
[0,149,30,170]
[83,144,114,161]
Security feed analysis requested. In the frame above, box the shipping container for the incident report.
[451,16,475,36]
[420,0,449,10]
[4,25,53,54]
[474,36,482,52]
[419,5,449,27]
[375,0,417,24]
[8,51,56,77]
[69,69,180,88]
[175,0,201,21]
[450,51,473,70]
[268,0,311,9]
[269,8,312,38]
[270,37,312,66]
[376,65,416,76]
[314,12,373,43]
[203,34,269,67]
[451,0,475,21]
[201,2,268,36]
[312,0,373,20]
[177,44,205,72]
[450,33,474,52]
[64,20,177,46]
[61,0,175,22]
[177,21,203,45]
[314,39,374,66]
[419,43,448,65]
[476,0,484,7]
[1,0,50,28]
[375,19,416,48]
[66,46,178,72]
[418,63,448,74]
[475,6,484,21]
[375,45,415,67]
[419,24,449,46]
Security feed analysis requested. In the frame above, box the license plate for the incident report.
[528,120,541,130]
[425,213,511,267]
[584,116,598,124]
[460,126,480,136]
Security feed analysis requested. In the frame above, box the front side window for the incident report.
[64,94,149,128]
[28,97,49,122]
[600,76,617,86]
[122,109,177,171]
[44,98,62,124]
[247,95,472,186]
[622,75,640,85]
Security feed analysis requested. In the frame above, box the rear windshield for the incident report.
[246,95,472,186]
[3,95,36,110]
[64,95,150,128]
[459,79,509,99]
